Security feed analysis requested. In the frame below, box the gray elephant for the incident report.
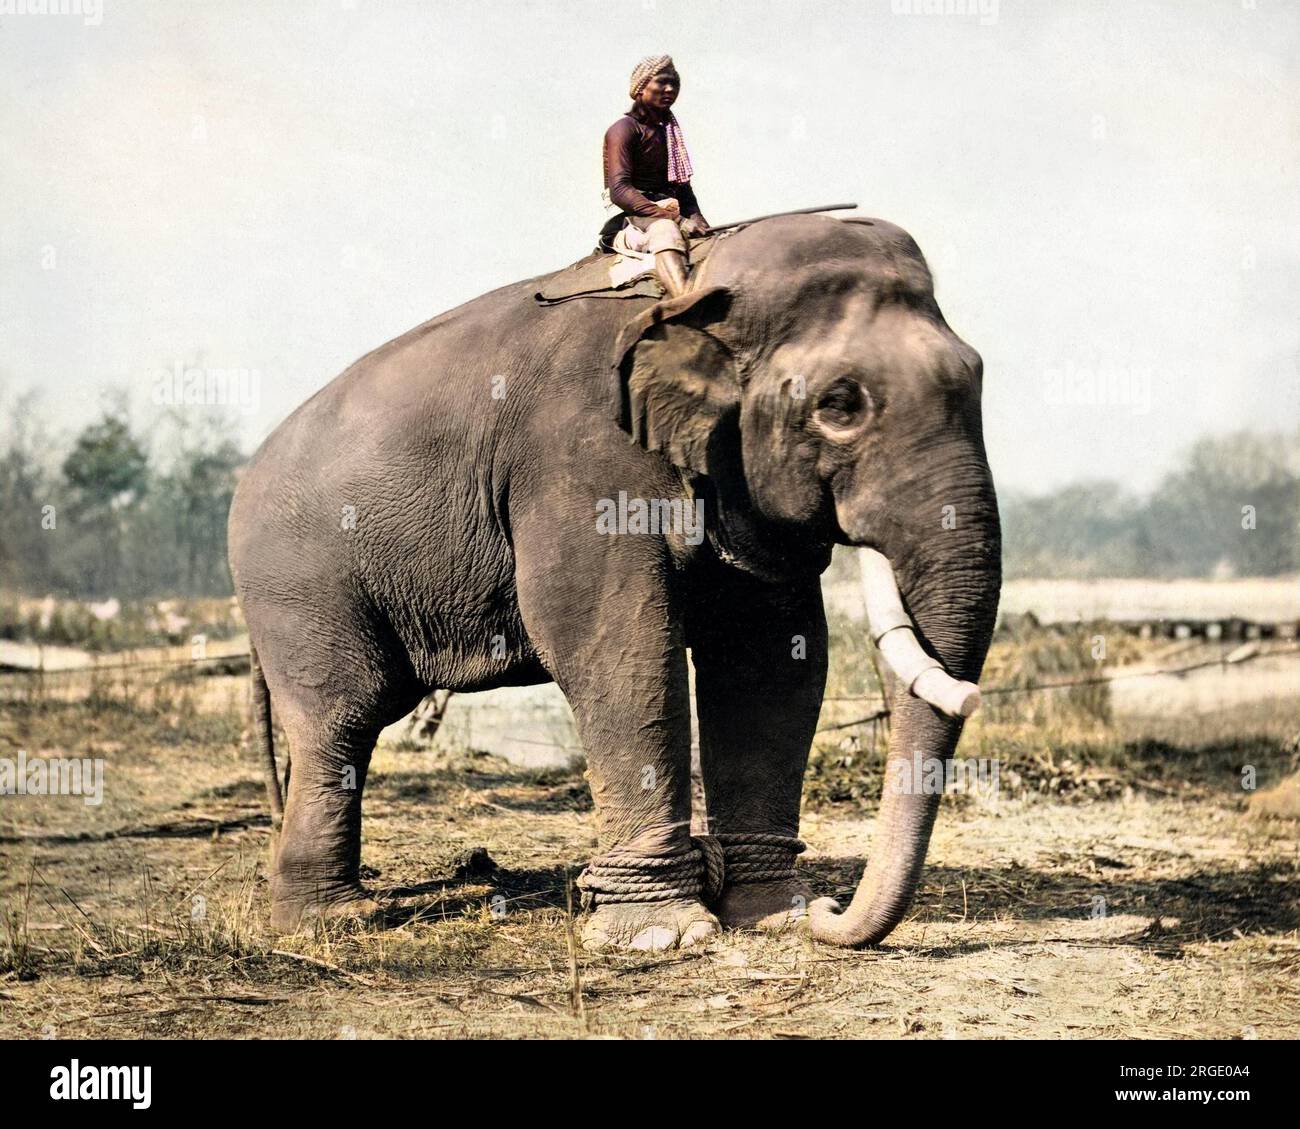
[227,214,1001,950]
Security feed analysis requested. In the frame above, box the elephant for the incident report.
[227,213,1001,950]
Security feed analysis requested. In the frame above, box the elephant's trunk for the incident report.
[810,488,1000,948]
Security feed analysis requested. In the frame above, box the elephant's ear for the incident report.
[611,285,738,476]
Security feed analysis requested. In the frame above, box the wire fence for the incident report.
[2,640,1289,685]
[3,641,1294,749]
[0,657,243,677]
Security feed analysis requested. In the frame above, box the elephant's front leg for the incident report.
[514,537,718,952]
[689,566,828,932]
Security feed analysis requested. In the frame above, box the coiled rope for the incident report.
[576,832,804,909]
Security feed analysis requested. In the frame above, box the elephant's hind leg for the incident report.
[268,705,385,933]
[241,591,425,933]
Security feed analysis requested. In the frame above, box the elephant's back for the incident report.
[229,270,649,576]
[301,272,638,427]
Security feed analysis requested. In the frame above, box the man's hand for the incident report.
[679,214,709,238]
[653,197,681,220]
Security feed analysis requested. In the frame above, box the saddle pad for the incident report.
[535,234,719,305]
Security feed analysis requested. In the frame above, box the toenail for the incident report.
[629,926,677,951]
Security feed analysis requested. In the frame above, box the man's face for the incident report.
[638,70,679,111]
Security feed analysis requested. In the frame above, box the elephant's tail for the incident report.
[249,643,283,828]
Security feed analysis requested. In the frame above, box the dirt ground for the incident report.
[1,676,1297,1040]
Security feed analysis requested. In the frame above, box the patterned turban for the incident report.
[629,54,677,98]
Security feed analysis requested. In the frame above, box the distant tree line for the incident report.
[1001,430,1299,579]
[0,388,1295,596]
[0,390,244,598]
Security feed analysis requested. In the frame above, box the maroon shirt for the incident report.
[603,103,703,220]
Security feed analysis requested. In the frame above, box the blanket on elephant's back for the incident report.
[534,233,721,305]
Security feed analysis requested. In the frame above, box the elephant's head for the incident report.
[611,214,1002,946]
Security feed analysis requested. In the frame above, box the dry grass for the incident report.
[1,627,1297,1040]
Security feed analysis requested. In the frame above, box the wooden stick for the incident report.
[270,948,377,987]
[703,203,859,234]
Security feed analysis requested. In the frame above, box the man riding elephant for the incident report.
[601,54,710,297]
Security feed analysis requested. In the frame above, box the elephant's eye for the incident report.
[814,379,871,431]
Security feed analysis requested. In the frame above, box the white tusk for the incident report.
[912,666,982,718]
[858,547,914,638]
[859,548,982,719]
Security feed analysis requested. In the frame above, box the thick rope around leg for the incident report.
[577,835,725,910]
[713,833,806,885]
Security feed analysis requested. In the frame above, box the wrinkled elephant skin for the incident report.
[228,215,1001,949]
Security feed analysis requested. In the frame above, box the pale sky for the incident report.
[2,0,1297,494]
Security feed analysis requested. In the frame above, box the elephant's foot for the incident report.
[581,899,720,952]
[716,879,814,933]
[269,883,385,935]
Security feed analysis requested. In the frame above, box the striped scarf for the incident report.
[664,111,694,184]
